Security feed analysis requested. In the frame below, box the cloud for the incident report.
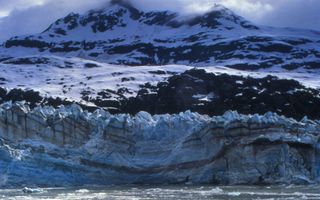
[0,0,46,16]
[218,0,274,20]
[0,0,319,42]
[131,0,274,17]
[258,0,320,30]
[0,0,107,41]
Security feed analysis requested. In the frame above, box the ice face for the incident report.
[0,101,319,187]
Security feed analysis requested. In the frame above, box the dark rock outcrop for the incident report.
[88,69,320,120]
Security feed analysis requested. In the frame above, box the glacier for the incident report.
[0,101,320,187]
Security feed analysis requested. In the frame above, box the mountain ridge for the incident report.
[42,0,257,32]
[0,0,277,67]
[1,2,319,69]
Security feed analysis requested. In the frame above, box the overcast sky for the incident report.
[0,0,319,42]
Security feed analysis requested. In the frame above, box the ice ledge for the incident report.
[0,101,320,186]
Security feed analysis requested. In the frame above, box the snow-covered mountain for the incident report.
[0,0,320,120]
[1,0,320,69]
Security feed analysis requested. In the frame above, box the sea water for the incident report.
[0,185,320,200]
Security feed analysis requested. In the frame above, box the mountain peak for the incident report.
[39,0,258,35]
[106,0,141,20]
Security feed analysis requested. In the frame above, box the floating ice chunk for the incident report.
[22,187,44,194]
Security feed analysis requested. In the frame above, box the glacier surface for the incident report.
[0,102,320,187]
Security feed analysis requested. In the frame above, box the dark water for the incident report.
[1,185,320,200]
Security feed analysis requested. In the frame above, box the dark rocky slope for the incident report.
[93,69,320,120]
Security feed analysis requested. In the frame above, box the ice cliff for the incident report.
[0,101,320,187]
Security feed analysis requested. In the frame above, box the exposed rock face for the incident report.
[91,69,320,120]
[0,102,320,187]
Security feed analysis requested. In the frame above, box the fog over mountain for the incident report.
[0,0,319,42]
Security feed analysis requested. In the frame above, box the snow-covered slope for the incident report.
[0,55,189,101]
[2,55,320,102]
[0,0,319,69]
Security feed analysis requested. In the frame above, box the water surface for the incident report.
[1,185,320,200]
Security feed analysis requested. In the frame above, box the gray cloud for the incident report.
[258,0,320,30]
[0,0,319,42]
[0,0,107,41]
